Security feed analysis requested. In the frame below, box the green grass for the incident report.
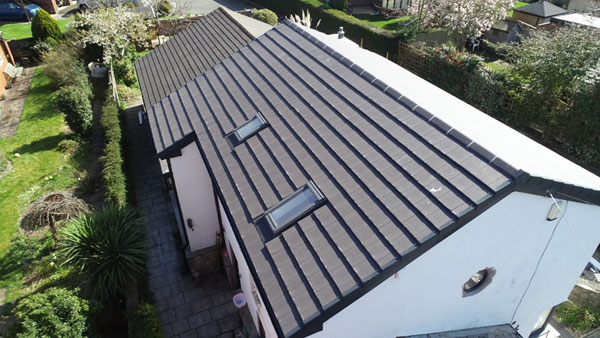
[508,1,529,17]
[484,61,508,72]
[0,68,89,296]
[0,17,74,40]
[353,14,410,31]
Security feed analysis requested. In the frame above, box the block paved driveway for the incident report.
[124,106,242,338]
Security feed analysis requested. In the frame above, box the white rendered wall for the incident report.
[308,192,600,338]
[219,199,278,338]
[170,143,220,252]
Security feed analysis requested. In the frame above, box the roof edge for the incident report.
[515,173,600,206]
[288,180,518,338]
[217,6,259,39]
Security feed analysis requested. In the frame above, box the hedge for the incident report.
[128,303,162,338]
[251,0,412,58]
[55,85,93,137]
[100,94,127,206]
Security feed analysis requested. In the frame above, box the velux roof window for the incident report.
[227,113,268,147]
[256,181,326,241]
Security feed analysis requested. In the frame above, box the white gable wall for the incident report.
[308,192,600,338]
[170,142,220,251]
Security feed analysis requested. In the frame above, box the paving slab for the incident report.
[124,105,242,338]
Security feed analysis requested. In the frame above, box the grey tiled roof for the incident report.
[147,21,522,337]
[134,7,254,109]
[401,324,522,338]
[515,1,568,18]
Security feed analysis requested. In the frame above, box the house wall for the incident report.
[308,192,600,338]
[169,142,220,252]
[0,40,15,98]
[219,199,278,338]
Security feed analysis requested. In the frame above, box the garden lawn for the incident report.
[0,68,88,292]
[354,14,410,31]
[0,17,74,40]
[508,1,529,17]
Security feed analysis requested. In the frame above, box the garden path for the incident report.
[0,67,35,139]
[124,105,243,338]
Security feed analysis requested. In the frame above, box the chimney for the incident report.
[338,27,345,39]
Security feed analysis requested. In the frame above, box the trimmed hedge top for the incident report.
[32,9,62,41]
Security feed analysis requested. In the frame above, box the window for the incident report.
[226,113,268,147]
[255,181,326,240]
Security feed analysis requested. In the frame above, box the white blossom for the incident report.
[408,0,515,38]
[70,6,150,62]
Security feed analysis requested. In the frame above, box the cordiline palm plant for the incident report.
[59,204,147,304]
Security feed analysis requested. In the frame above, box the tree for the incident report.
[503,24,600,136]
[59,205,147,303]
[70,5,150,62]
[31,9,62,41]
[407,0,515,38]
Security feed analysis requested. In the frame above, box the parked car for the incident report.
[0,1,40,21]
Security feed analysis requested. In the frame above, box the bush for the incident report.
[100,96,127,206]
[59,205,147,303]
[424,44,483,98]
[156,0,172,16]
[55,86,93,137]
[117,83,141,104]
[7,288,89,338]
[252,9,278,26]
[58,138,80,154]
[555,301,600,334]
[330,0,348,12]
[128,303,162,338]
[31,37,59,58]
[31,9,62,41]
[113,58,137,87]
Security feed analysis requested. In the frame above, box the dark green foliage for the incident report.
[7,288,89,338]
[31,9,62,41]
[100,96,127,206]
[247,0,413,59]
[55,85,93,137]
[113,46,138,87]
[330,0,347,12]
[425,45,483,98]
[6,231,55,268]
[58,205,147,303]
[555,301,600,334]
[252,9,278,26]
[128,303,163,338]
[58,138,80,154]
[156,0,172,16]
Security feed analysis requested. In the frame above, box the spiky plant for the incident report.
[59,204,147,303]
[288,9,321,29]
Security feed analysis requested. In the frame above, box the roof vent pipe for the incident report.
[338,27,344,39]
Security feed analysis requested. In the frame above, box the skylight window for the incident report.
[255,181,326,240]
[227,113,268,147]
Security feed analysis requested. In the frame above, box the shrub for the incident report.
[252,9,278,26]
[7,288,89,338]
[31,9,62,41]
[31,37,59,58]
[117,83,141,104]
[555,301,600,334]
[424,44,483,98]
[100,97,127,205]
[113,58,137,87]
[128,303,162,338]
[156,0,172,16]
[330,0,348,12]
[55,86,93,137]
[59,204,147,303]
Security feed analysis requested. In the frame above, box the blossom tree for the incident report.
[70,5,150,62]
[408,0,515,38]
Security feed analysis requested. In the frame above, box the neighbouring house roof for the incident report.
[491,19,520,32]
[400,324,522,338]
[552,12,600,28]
[134,7,268,109]
[145,20,600,337]
[514,1,568,18]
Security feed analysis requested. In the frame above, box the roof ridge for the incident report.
[218,6,260,39]
[283,21,520,180]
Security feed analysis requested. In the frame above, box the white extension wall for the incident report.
[170,143,220,252]
[219,199,278,338]
[308,192,600,338]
